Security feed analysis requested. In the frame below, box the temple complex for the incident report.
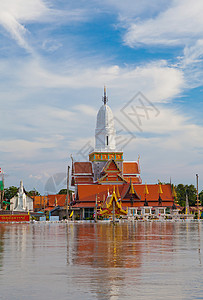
[70,88,174,219]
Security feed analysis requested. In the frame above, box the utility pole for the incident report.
[94,194,97,222]
[0,170,4,210]
[196,174,200,220]
[66,165,70,221]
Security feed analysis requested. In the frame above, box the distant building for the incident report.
[71,88,174,219]
[33,194,67,212]
[10,180,33,212]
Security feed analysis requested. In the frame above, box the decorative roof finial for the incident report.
[103,85,108,105]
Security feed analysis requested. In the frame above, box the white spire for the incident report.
[16,180,24,211]
[95,87,116,151]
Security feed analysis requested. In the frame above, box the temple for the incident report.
[71,88,174,219]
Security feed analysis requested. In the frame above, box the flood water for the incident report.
[0,221,203,300]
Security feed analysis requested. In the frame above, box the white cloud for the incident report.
[0,0,49,51]
[42,39,62,53]
[123,109,203,187]
[124,0,203,47]
[74,105,97,116]
[0,138,54,159]
[0,0,86,51]
[14,58,183,103]
[121,0,203,88]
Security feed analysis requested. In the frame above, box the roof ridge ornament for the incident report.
[102,85,108,105]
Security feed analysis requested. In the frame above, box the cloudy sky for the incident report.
[0,0,202,193]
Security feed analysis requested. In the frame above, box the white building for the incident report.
[10,180,33,212]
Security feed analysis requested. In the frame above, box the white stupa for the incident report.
[10,180,33,212]
[95,87,116,151]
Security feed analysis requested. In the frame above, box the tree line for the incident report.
[175,184,203,207]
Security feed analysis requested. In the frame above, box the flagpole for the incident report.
[196,174,200,220]
[66,165,70,221]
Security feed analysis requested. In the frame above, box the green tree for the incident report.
[4,186,18,200]
[27,189,40,197]
[58,189,72,195]
[186,185,197,206]
[199,190,203,205]
[176,184,197,207]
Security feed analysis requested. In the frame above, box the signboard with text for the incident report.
[0,214,30,222]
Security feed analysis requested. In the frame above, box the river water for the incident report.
[0,221,202,300]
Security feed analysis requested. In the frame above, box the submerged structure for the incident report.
[71,88,174,219]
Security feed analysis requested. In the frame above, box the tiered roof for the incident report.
[123,161,142,183]
[72,162,94,185]
[73,183,173,208]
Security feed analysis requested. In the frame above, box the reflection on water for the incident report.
[0,225,5,271]
[0,222,202,300]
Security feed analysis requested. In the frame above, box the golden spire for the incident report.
[129,179,135,194]
[103,85,107,105]
[158,181,163,194]
[113,185,116,194]
[144,182,149,195]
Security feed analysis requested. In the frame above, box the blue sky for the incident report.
[0,0,202,193]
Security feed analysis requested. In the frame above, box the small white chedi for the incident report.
[10,180,33,212]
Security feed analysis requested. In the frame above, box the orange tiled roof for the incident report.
[77,184,121,202]
[75,176,93,184]
[33,196,48,209]
[132,184,173,202]
[123,175,142,183]
[73,202,95,208]
[74,183,173,208]
[33,194,68,211]
[47,194,67,207]
[123,162,140,174]
[74,162,93,174]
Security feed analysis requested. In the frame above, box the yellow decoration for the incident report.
[113,186,116,194]
[100,192,128,215]
[144,183,149,195]
[129,180,135,194]
[70,211,73,217]
[158,182,163,194]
